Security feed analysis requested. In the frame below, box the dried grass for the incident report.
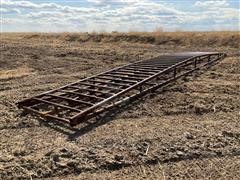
[2,31,238,48]
[0,64,33,80]
[89,31,235,48]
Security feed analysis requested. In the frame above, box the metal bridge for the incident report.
[17,52,226,126]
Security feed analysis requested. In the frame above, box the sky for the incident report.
[0,0,239,32]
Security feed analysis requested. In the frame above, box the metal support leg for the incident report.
[208,55,211,63]
[173,68,177,78]
[194,59,197,68]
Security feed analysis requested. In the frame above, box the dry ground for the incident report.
[0,32,239,179]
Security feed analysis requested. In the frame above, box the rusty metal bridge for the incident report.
[18,52,226,126]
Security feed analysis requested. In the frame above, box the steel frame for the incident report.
[17,52,226,126]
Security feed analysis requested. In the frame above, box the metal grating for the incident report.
[17,52,226,126]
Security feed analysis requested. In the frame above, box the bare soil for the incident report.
[0,33,239,179]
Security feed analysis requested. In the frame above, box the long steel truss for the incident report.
[17,52,226,126]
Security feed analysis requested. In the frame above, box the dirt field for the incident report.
[0,32,239,179]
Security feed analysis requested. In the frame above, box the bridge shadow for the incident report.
[38,93,148,141]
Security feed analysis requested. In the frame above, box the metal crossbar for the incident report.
[17,52,226,126]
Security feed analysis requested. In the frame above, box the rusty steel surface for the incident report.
[17,52,227,126]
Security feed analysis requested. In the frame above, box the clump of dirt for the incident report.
[189,102,211,115]
[0,147,133,178]
[0,130,239,179]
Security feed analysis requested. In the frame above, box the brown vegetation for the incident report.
[2,31,240,48]
[0,64,33,80]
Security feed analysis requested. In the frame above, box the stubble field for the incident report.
[0,32,239,179]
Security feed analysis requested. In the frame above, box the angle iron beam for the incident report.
[137,61,182,65]
[22,106,70,123]
[94,76,137,84]
[87,79,131,87]
[68,86,115,96]
[47,94,94,106]
[58,90,105,101]
[117,69,155,75]
[124,67,161,72]
[130,64,173,68]
[127,65,164,70]
[32,97,81,112]
[129,65,170,69]
[108,72,150,78]
[99,74,144,81]
[78,82,124,91]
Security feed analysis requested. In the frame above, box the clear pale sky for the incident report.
[1,0,239,32]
